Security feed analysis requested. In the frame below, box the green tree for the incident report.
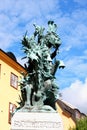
[71,117,87,130]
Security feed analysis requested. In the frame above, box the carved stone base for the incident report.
[11,112,63,130]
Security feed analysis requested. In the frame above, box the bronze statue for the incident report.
[18,21,65,112]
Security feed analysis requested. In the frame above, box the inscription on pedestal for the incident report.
[11,112,63,130]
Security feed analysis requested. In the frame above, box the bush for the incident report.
[71,117,87,130]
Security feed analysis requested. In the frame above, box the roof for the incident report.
[56,99,86,122]
[59,99,77,109]
[0,48,26,73]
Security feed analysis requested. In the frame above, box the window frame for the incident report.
[8,102,17,124]
[10,72,18,89]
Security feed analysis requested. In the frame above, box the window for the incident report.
[8,102,16,124]
[10,72,18,89]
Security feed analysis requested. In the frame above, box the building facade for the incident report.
[0,49,26,130]
[56,99,86,130]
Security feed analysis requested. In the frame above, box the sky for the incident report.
[0,0,87,114]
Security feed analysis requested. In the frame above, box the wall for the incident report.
[56,103,76,130]
[0,58,25,130]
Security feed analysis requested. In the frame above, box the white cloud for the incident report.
[56,53,87,90]
[58,9,87,53]
[61,78,87,114]
[84,50,87,55]
[0,32,16,50]
[74,0,87,6]
[0,0,87,51]
[65,55,87,78]
[0,0,60,50]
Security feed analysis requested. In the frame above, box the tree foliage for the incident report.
[71,117,87,130]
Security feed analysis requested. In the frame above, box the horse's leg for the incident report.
[25,85,32,106]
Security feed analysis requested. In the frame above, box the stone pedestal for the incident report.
[11,112,63,130]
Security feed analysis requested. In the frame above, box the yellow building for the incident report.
[0,49,26,130]
[56,99,86,130]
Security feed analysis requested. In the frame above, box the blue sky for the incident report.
[0,0,87,114]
